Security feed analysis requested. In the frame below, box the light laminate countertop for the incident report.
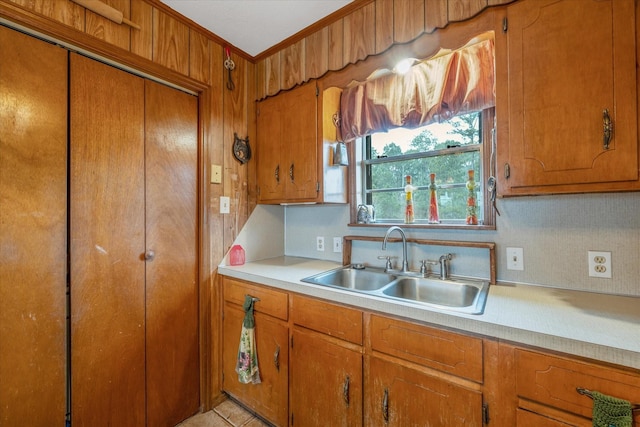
[218,256,640,370]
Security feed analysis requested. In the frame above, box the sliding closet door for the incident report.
[145,80,199,426]
[69,53,146,426]
[0,26,68,425]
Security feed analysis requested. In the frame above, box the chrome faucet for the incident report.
[382,226,409,273]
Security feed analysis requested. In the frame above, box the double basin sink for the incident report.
[301,265,489,315]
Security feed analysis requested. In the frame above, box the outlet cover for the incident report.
[506,247,524,271]
[316,236,325,251]
[588,251,612,278]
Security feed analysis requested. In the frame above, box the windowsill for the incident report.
[348,222,496,231]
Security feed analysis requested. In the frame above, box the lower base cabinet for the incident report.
[219,276,640,427]
[366,356,483,426]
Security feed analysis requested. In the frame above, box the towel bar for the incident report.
[577,387,640,410]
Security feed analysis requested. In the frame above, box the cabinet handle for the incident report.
[382,388,389,422]
[144,250,155,261]
[343,375,350,406]
[603,108,612,149]
[274,345,280,372]
[289,163,294,182]
[275,164,280,183]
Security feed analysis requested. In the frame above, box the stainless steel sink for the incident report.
[302,266,489,314]
[382,277,488,313]
[301,266,396,291]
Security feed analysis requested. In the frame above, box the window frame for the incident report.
[348,108,496,230]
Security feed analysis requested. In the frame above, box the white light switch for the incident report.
[220,196,230,214]
[506,247,524,271]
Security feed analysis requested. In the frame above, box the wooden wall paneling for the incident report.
[393,0,424,43]
[256,59,266,100]
[84,0,130,50]
[280,39,305,90]
[70,52,146,426]
[144,79,199,427]
[246,61,258,213]
[152,8,189,75]
[222,52,249,248]
[305,27,329,81]
[265,52,281,96]
[9,0,84,30]
[0,25,68,426]
[327,18,344,70]
[374,0,394,54]
[208,40,226,405]
[131,0,153,60]
[343,2,376,64]
[448,0,488,22]
[190,29,212,84]
[425,0,448,33]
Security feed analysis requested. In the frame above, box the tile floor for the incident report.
[176,399,271,427]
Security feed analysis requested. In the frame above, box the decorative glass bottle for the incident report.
[466,169,478,225]
[428,173,440,224]
[404,175,415,224]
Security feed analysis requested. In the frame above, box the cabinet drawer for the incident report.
[370,314,483,383]
[516,349,640,421]
[291,295,363,345]
[223,277,288,321]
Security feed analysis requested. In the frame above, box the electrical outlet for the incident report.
[316,236,325,251]
[588,251,611,278]
[506,247,524,271]
[333,237,342,253]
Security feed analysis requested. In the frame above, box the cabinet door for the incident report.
[366,356,483,426]
[144,80,199,426]
[290,327,363,427]
[223,303,289,427]
[501,0,637,193]
[282,83,318,201]
[0,26,68,426]
[70,53,147,426]
[257,94,284,202]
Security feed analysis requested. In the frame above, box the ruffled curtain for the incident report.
[340,37,495,141]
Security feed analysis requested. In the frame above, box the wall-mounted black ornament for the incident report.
[233,133,251,164]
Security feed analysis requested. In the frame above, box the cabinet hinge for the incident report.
[315,85,319,97]
[504,163,510,180]
[482,403,490,425]
[290,335,294,348]
[291,413,294,425]
[502,17,508,33]
[316,182,320,193]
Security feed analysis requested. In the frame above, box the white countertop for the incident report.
[218,256,640,370]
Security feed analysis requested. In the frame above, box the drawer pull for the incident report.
[274,345,280,371]
[577,387,640,410]
[343,375,350,406]
[382,388,389,422]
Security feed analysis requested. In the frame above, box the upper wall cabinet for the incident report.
[256,83,347,204]
[496,0,638,196]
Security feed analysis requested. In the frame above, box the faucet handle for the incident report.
[377,255,395,271]
[420,259,438,275]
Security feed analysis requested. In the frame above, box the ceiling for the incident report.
[160,0,353,58]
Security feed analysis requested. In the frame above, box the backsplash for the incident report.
[284,192,640,297]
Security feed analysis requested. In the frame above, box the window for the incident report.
[361,109,494,226]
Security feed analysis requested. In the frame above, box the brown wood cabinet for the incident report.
[497,0,639,195]
[256,83,347,204]
[511,347,640,427]
[218,276,640,427]
[366,314,485,426]
[222,278,289,427]
[290,295,363,427]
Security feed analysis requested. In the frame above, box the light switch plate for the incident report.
[211,164,222,184]
[506,247,524,271]
[220,196,230,214]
